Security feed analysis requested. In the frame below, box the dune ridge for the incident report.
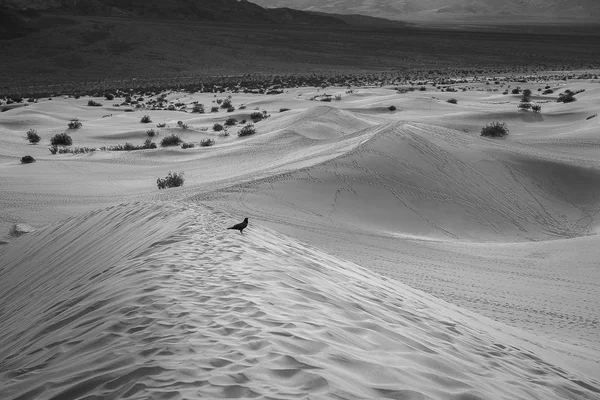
[1,203,599,400]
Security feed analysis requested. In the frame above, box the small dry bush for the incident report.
[140,115,152,123]
[161,134,182,147]
[157,171,184,190]
[87,100,102,107]
[200,138,215,147]
[238,123,256,137]
[51,132,73,146]
[21,155,35,163]
[27,129,41,143]
[481,121,509,138]
[447,98,457,104]
[68,119,82,129]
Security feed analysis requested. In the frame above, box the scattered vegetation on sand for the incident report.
[557,89,583,103]
[50,145,96,154]
[50,132,73,146]
[250,111,267,122]
[104,93,115,100]
[68,119,82,129]
[481,121,509,138]
[87,99,102,107]
[181,142,195,149]
[543,88,554,94]
[517,103,532,110]
[531,104,542,113]
[279,108,290,112]
[211,106,219,113]
[177,120,189,130]
[447,98,457,104]
[200,138,215,147]
[192,103,205,113]
[102,139,156,151]
[156,123,166,128]
[213,123,224,131]
[140,115,152,123]
[26,129,41,143]
[21,155,35,164]
[160,133,182,147]
[388,105,396,111]
[224,117,237,126]
[238,123,256,137]
[157,171,184,190]
[511,88,521,94]
[147,129,158,137]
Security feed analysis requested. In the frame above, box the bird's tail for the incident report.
[227,227,234,230]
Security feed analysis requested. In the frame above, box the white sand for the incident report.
[1,79,600,398]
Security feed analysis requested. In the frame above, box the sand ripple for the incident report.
[0,203,598,399]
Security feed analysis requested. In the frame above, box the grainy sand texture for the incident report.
[1,78,599,399]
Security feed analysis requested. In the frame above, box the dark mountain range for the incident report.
[0,0,404,27]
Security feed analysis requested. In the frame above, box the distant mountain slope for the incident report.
[0,0,348,25]
[250,0,600,21]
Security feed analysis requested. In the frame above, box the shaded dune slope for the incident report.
[1,203,598,399]
[206,122,600,241]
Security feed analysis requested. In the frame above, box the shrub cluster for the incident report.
[27,129,41,143]
[21,155,35,164]
[531,104,542,113]
[50,146,96,154]
[51,132,73,146]
[87,100,102,107]
[140,115,152,123]
[160,133,182,147]
[446,98,457,104]
[68,119,82,129]
[481,121,509,138]
[238,123,256,137]
[224,117,237,126]
[181,142,195,149]
[250,111,267,122]
[200,138,215,147]
[157,171,184,190]
[388,105,397,111]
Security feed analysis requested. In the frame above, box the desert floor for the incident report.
[1,76,599,399]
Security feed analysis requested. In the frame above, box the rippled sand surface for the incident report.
[1,203,599,399]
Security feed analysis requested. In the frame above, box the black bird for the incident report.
[227,217,248,234]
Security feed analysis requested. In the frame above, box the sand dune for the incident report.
[1,80,600,398]
[1,203,599,399]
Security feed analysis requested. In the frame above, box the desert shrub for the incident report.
[68,119,82,129]
[586,114,597,120]
[279,108,290,112]
[558,92,577,103]
[227,106,235,112]
[140,115,152,123]
[419,86,427,91]
[160,133,182,147]
[156,123,166,128]
[192,103,205,113]
[481,121,509,138]
[388,105,396,111]
[167,105,176,111]
[87,100,102,107]
[105,93,115,100]
[447,98,458,104]
[21,155,35,164]
[147,129,157,137]
[50,146,96,154]
[238,123,256,137]
[224,117,237,126]
[157,171,184,190]
[517,103,532,110]
[177,120,189,130]
[51,132,73,146]
[181,142,195,149]
[511,88,521,94]
[522,89,532,97]
[27,129,41,143]
[49,145,58,154]
[334,94,342,101]
[520,96,531,103]
[239,104,247,110]
[143,138,156,149]
[531,104,542,113]
[211,106,219,113]
[200,138,215,147]
[213,123,224,131]
[218,130,230,137]
[250,111,265,122]
[221,98,232,109]
[543,89,554,94]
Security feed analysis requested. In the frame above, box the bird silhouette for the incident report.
[227,217,248,234]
